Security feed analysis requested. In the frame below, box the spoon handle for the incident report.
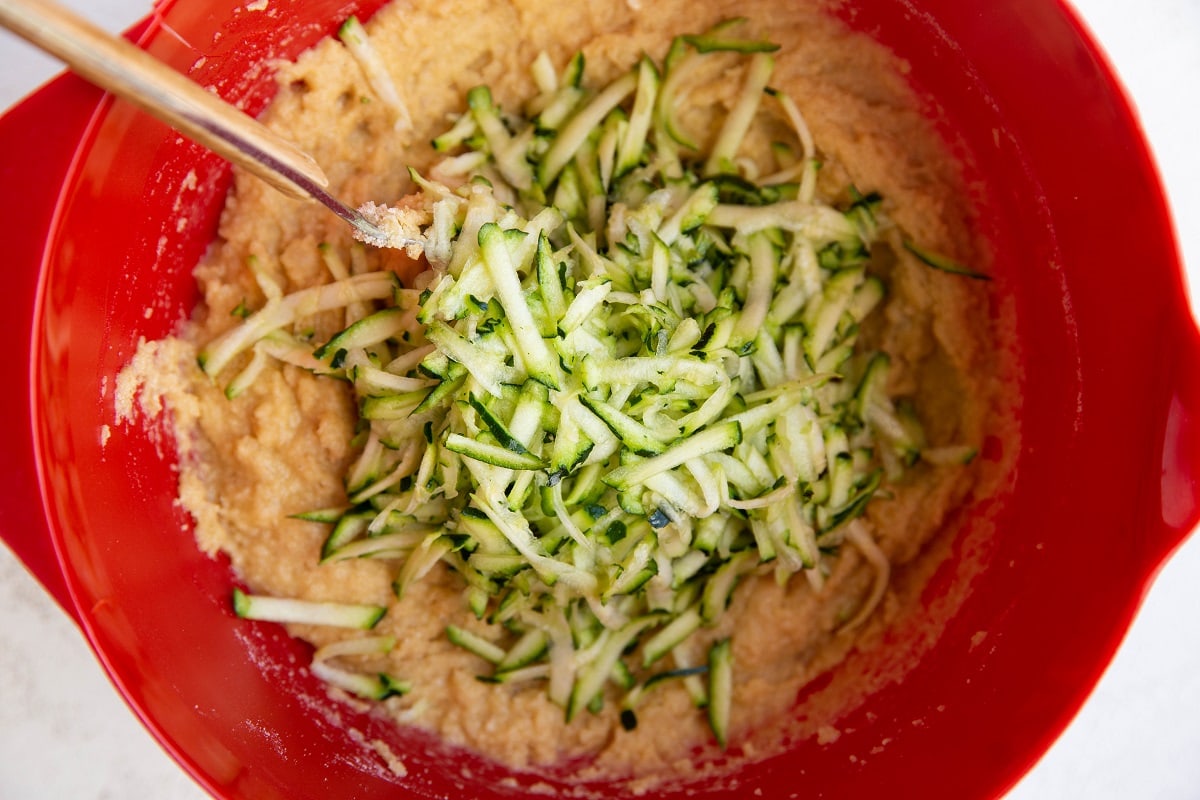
[0,0,328,201]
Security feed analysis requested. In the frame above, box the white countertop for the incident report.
[1,1,1198,797]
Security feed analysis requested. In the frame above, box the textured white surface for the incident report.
[0,1,1197,798]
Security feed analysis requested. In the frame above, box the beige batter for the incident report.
[117,0,1018,788]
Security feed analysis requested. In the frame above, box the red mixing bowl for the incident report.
[2,0,1197,797]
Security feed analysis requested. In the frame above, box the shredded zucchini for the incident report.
[215,17,980,749]
[338,15,413,133]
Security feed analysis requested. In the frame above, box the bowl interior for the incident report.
[31,0,1191,797]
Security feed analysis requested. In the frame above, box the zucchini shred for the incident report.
[208,17,982,753]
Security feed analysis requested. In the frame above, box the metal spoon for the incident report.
[0,0,413,249]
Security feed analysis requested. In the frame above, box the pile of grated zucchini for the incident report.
[213,18,977,748]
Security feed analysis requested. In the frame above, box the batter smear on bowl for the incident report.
[117,0,1018,786]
